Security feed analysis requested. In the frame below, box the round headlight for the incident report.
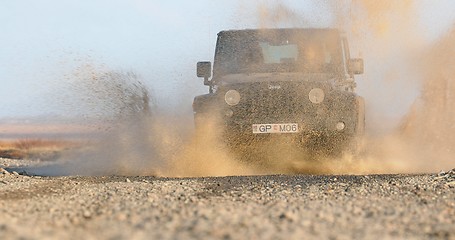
[336,122,346,131]
[309,88,325,104]
[225,90,241,106]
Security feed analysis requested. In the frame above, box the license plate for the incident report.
[252,123,299,134]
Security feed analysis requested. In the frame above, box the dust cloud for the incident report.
[330,0,454,173]
[256,3,306,28]
[33,1,453,177]
[399,27,455,171]
[230,1,454,174]
[33,62,257,177]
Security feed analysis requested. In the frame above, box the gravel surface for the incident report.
[0,159,454,240]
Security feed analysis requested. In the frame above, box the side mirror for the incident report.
[197,61,212,79]
[348,58,364,75]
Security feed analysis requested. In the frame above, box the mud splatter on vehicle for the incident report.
[193,28,365,161]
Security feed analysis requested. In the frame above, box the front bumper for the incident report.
[222,115,357,137]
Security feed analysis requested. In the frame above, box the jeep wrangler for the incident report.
[193,28,365,155]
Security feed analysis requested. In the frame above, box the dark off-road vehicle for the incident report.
[194,28,365,155]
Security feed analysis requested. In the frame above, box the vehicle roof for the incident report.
[217,28,342,37]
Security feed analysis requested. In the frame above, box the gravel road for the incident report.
[0,158,454,240]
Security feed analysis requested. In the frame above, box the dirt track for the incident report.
[0,158,454,240]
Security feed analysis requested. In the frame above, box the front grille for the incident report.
[229,82,326,124]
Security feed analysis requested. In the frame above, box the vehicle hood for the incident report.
[217,73,336,86]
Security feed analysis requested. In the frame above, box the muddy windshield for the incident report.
[213,29,343,78]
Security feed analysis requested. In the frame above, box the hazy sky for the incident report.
[1,0,455,119]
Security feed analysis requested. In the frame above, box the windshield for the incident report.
[213,29,343,77]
